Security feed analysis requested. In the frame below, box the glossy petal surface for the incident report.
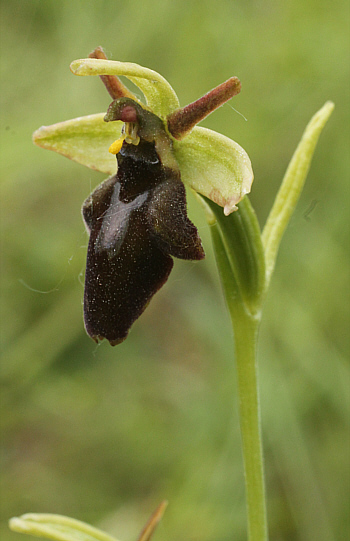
[83,174,174,345]
[83,140,204,345]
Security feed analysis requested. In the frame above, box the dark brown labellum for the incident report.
[82,132,204,345]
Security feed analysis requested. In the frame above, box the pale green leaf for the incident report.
[33,113,121,175]
[173,126,254,215]
[262,101,335,285]
[9,514,120,541]
[70,58,180,119]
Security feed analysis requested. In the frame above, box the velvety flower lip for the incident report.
[33,51,254,214]
[81,97,205,345]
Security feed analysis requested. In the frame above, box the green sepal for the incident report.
[33,113,122,175]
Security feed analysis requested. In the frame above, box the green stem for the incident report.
[231,308,267,541]
[208,215,267,540]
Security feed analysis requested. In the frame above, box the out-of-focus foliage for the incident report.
[1,1,349,540]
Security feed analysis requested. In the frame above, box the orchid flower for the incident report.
[33,47,253,345]
[31,47,334,539]
[34,48,253,216]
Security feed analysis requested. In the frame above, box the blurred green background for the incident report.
[1,1,349,540]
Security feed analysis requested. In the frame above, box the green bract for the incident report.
[33,57,253,214]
